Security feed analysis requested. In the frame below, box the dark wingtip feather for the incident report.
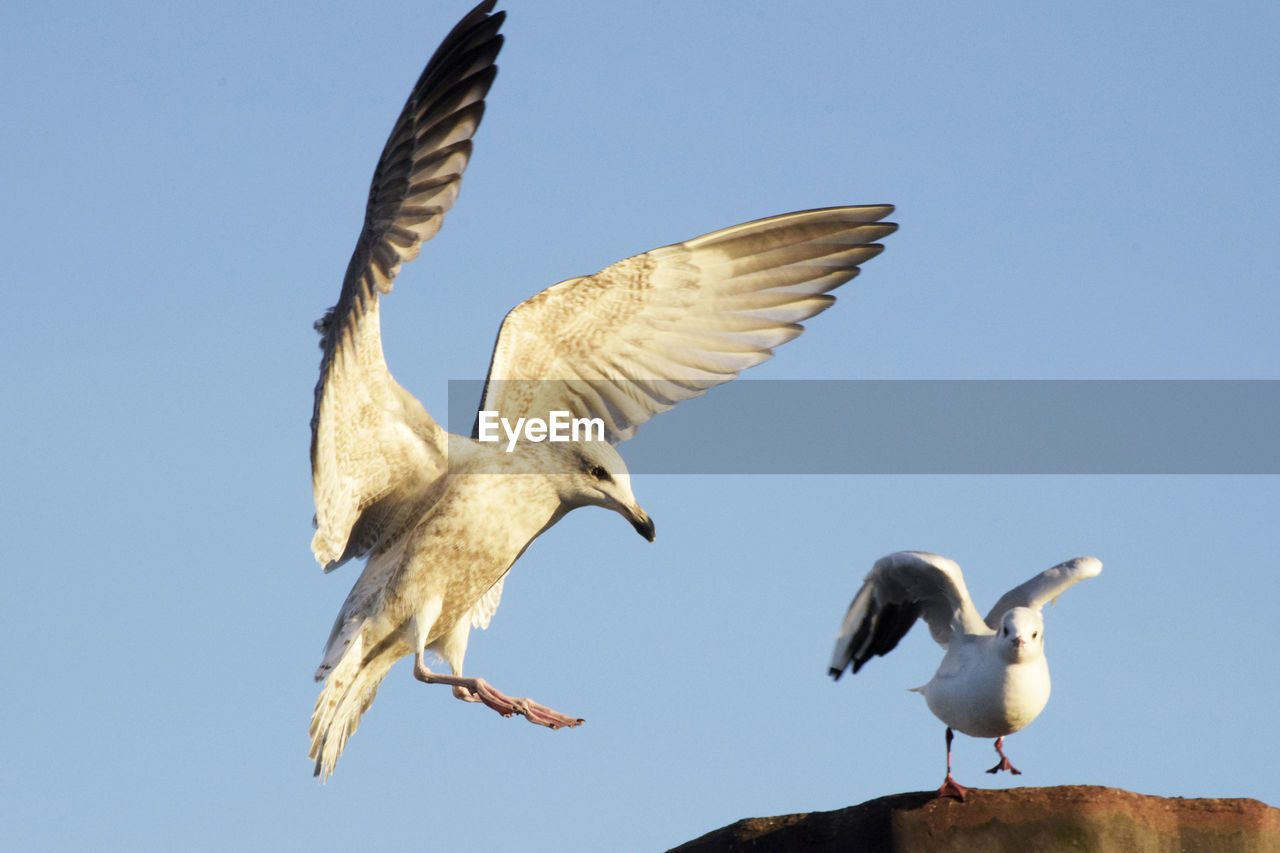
[314,308,335,344]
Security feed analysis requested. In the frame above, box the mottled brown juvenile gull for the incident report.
[829,551,1101,799]
[308,0,897,780]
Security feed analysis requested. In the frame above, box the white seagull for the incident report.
[829,551,1101,799]
[307,0,897,780]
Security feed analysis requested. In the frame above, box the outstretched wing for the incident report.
[982,556,1102,628]
[829,551,989,679]
[310,2,504,569]
[473,206,896,443]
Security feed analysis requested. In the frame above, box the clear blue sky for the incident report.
[3,1,1278,850]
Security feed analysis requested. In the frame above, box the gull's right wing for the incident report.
[474,206,896,443]
[830,551,990,679]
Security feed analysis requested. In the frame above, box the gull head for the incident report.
[559,440,655,542]
[997,607,1045,664]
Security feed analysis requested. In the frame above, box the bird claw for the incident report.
[985,758,1021,775]
[986,737,1021,775]
[936,773,968,800]
[457,676,583,729]
[451,685,481,704]
[415,660,583,728]
[487,692,583,729]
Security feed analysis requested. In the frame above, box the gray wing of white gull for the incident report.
[309,2,504,571]
[472,205,897,443]
[829,551,990,679]
[981,556,1102,628]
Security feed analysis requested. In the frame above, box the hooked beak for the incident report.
[628,506,656,542]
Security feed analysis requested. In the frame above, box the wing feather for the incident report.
[470,577,505,629]
[982,556,1102,628]
[474,205,895,442]
[310,2,504,569]
[829,551,990,679]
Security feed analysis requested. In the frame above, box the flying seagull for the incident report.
[829,551,1101,799]
[308,0,897,780]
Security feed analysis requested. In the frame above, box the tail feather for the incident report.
[309,634,397,781]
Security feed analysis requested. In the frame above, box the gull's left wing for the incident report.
[310,2,503,569]
[982,556,1102,628]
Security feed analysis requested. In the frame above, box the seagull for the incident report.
[828,551,1101,799]
[307,0,896,780]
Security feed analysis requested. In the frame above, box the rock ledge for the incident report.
[667,785,1279,853]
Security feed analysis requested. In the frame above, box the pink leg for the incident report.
[413,655,583,730]
[936,727,968,800]
[985,736,1022,775]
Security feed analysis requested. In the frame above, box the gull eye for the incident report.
[1002,625,1009,637]
[588,464,610,481]
[1033,631,1039,639]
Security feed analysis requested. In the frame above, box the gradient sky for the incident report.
[3,1,1278,851]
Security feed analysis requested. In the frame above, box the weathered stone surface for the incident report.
[667,786,1280,853]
